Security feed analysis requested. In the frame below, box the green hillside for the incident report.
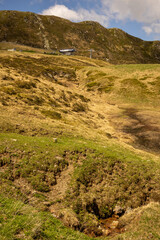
[0,10,160,64]
[0,51,160,239]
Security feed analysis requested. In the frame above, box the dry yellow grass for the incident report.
[1,51,160,155]
[1,51,160,239]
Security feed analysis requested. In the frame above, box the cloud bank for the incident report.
[41,4,109,26]
[101,0,160,35]
[41,0,160,35]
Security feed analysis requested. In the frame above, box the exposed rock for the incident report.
[101,228,110,236]
[53,138,58,143]
[113,205,124,215]
[110,220,119,229]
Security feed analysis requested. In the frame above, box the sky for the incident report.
[0,0,160,41]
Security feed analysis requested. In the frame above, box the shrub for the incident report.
[41,110,62,119]
[72,103,86,112]
[15,80,36,89]
[1,87,16,95]
[24,95,44,105]
[86,82,100,88]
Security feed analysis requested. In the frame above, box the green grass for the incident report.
[117,78,151,103]
[0,133,70,193]
[0,195,94,240]
[1,53,160,239]
[86,81,100,88]
[110,202,160,240]
[0,133,160,238]
[65,139,160,229]
[115,64,160,72]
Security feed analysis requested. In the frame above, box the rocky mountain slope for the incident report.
[0,50,160,239]
[0,10,160,64]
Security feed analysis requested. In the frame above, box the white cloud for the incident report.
[101,0,160,23]
[143,23,160,34]
[143,26,153,34]
[41,5,79,20]
[151,23,160,34]
[41,4,109,26]
[101,0,160,35]
[41,1,160,36]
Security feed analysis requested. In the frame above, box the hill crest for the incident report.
[0,10,160,63]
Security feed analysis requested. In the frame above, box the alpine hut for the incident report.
[59,49,75,56]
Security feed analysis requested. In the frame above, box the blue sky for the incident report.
[0,0,160,41]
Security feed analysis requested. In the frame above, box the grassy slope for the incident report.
[0,51,160,239]
[0,195,93,240]
[0,10,160,64]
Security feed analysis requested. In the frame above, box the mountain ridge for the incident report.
[0,10,160,64]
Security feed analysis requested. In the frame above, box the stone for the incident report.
[125,207,132,214]
[113,205,124,215]
[47,73,53,78]
[43,201,51,206]
[110,220,119,229]
[102,228,110,236]
[55,156,63,160]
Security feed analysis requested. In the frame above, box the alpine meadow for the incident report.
[0,10,160,240]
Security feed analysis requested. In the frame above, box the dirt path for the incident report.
[50,164,74,201]
[49,163,74,217]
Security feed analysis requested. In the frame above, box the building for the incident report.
[8,48,16,52]
[59,49,75,56]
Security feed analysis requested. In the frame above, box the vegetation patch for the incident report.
[15,80,37,89]
[0,52,160,239]
[23,94,44,105]
[72,102,87,112]
[0,195,92,240]
[1,86,16,95]
[0,134,68,194]
[64,146,160,236]
[41,110,62,119]
[98,83,114,93]
[86,81,100,88]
